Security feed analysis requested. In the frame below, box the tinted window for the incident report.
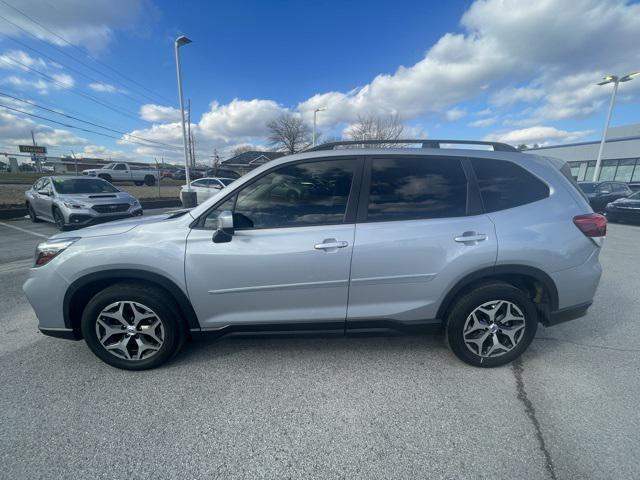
[114,164,127,171]
[232,159,355,229]
[367,157,467,222]
[471,158,549,212]
[579,182,597,193]
[52,178,118,194]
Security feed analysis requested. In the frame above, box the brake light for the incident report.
[573,213,607,238]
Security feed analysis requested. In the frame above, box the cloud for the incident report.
[139,104,182,122]
[485,126,593,145]
[0,0,156,55]
[0,110,88,148]
[120,0,640,158]
[444,108,466,122]
[88,82,124,93]
[468,117,497,128]
[490,86,545,107]
[0,49,74,93]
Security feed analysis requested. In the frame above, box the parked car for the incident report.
[24,139,604,370]
[628,183,640,192]
[605,190,640,223]
[206,168,241,179]
[25,176,143,230]
[83,162,158,186]
[180,177,235,204]
[171,169,204,180]
[578,181,632,212]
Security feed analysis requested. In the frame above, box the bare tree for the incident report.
[231,144,257,157]
[267,114,312,154]
[345,113,404,146]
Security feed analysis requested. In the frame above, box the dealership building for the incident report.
[526,123,640,183]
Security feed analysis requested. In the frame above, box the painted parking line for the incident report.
[0,221,49,239]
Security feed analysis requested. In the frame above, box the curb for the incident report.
[0,198,181,220]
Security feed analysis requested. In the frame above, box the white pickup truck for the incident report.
[82,162,158,186]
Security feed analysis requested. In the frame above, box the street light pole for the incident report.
[313,107,325,146]
[174,35,193,203]
[593,72,639,181]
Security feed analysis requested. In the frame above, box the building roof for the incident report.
[222,150,284,167]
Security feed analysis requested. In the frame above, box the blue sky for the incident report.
[0,0,639,163]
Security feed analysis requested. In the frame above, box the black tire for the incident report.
[134,181,144,186]
[98,174,112,183]
[53,208,67,231]
[81,283,186,370]
[445,282,538,368]
[144,175,156,186]
[27,203,41,222]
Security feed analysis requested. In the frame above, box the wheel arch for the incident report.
[436,265,559,324]
[63,269,200,336]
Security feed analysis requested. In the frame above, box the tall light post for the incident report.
[592,71,639,181]
[174,35,195,205]
[312,107,325,146]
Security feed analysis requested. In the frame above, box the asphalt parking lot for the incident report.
[1,213,639,480]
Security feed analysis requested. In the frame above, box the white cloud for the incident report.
[468,117,497,128]
[88,82,124,93]
[485,126,593,145]
[120,0,640,157]
[52,73,74,89]
[0,49,74,93]
[0,0,155,55]
[0,110,88,147]
[490,86,545,107]
[445,108,466,122]
[139,104,182,122]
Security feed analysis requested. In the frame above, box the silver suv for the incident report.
[25,176,143,230]
[23,140,605,370]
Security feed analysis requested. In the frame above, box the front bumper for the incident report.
[63,205,143,227]
[23,264,70,332]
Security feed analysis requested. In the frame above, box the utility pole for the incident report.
[31,130,40,173]
[71,150,78,175]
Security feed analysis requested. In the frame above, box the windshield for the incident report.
[578,182,597,193]
[220,178,234,186]
[103,163,116,170]
[52,178,119,194]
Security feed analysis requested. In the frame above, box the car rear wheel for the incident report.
[144,175,156,186]
[445,282,537,367]
[81,283,186,370]
[27,203,41,222]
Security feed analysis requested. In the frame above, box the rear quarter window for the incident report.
[471,158,549,213]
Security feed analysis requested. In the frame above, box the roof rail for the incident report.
[306,139,519,153]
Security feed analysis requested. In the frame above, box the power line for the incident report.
[0,91,182,150]
[0,102,181,152]
[0,28,162,109]
[0,55,142,121]
[0,0,174,105]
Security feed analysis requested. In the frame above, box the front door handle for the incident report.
[454,232,487,244]
[314,239,349,251]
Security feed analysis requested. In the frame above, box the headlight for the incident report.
[63,201,87,209]
[34,238,79,267]
[606,203,614,208]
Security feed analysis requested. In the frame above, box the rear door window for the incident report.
[471,158,549,212]
[366,156,468,222]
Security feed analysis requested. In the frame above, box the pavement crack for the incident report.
[512,357,557,480]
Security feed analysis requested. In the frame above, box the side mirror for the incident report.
[212,210,234,243]
[37,189,50,196]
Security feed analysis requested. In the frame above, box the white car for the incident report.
[181,177,235,204]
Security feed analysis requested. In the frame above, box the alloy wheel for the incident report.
[95,301,165,361]
[462,300,526,358]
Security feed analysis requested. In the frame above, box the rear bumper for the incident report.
[546,301,591,326]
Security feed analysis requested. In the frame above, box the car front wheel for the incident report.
[81,283,186,370]
[445,282,538,367]
[27,203,40,222]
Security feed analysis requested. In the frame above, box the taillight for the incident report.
[573,213,607,238]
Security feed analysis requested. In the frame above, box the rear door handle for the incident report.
[314,239,349,250]
[454,232,487,244]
